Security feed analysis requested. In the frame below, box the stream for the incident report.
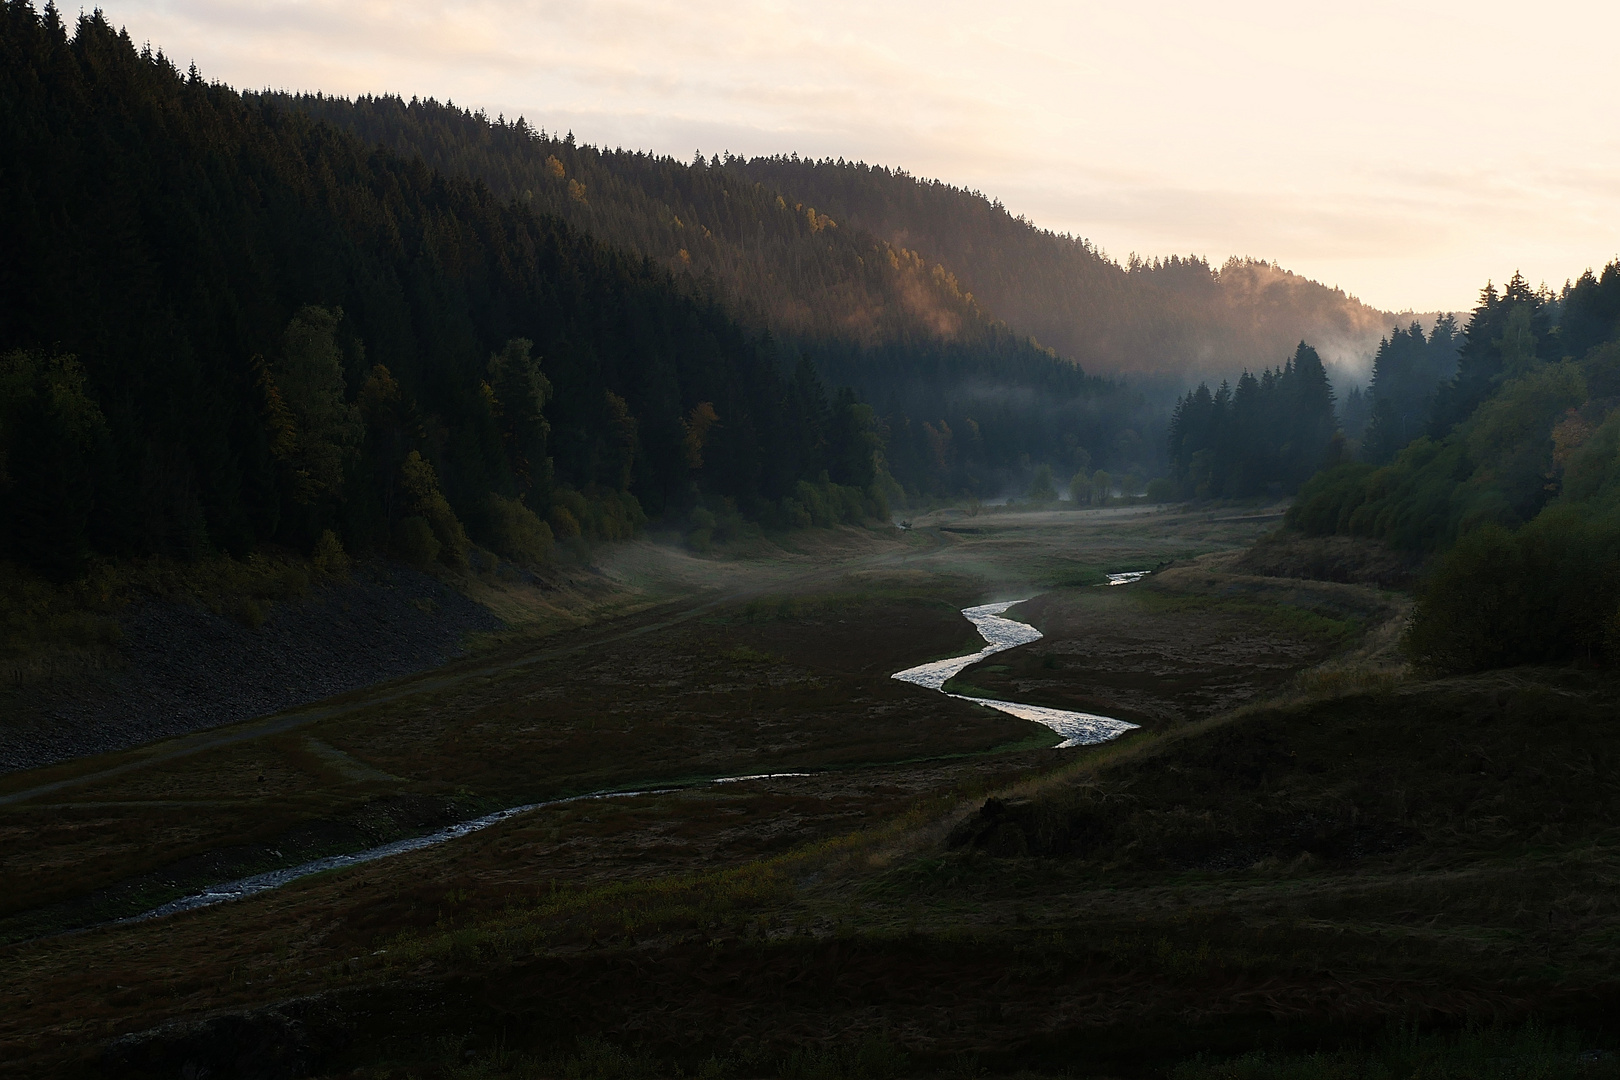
[891,600,1138,748]
[124,595,1135,924]
[125,773,810,925]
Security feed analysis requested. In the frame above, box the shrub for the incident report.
[1405,510,1620,672]
[780,497,812,529]
[1145,477,1176,502]
[1286,462,1377,535]
[1027,463,1057,503]
[546,486,644,542]
[1069,469,1092,504]
[548,505,582,540]
[395,516,440,568]
[310,529,350,576]
[399,451,469,568]
[483,494,553,564]
[687,507,716,552]
[1090,468,1113,506]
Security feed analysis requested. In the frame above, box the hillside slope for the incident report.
[735,156,1406,380]
[271,95,1015,357]
[221,92,1152,492]
[0,6,950,580]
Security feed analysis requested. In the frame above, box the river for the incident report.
[126,595,1135,923]
[891,600,1138,748]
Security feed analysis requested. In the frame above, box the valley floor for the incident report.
[2,504,1616,1078]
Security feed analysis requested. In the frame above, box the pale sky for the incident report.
[94,0,1620,313]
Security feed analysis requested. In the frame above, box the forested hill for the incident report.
[252,93,1150,504]
[733,157,1402,381]
[0,6,895,578]
[268,93,1001,353]
[0,4,1147,581]
[272,95,1399,385]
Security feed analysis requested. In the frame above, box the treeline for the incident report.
[266,93,984,349]
[267,92,1143,496]
[1164,343,1339,498]
[1286,263,1620,672]
[1360,316,1460,462]
[0,4,891,579]
[730,156,1397,380]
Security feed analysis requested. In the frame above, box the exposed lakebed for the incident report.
[119,597,1134,926]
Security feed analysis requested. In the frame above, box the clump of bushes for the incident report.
[398,451,470,569]
[776,476,887,529]
[1404,508,1620,673]
[481,495,554,565]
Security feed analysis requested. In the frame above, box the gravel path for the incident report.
[0,563,503,774]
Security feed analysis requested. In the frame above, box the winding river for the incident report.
[891,600,1138,748]
[124,594,1136,924]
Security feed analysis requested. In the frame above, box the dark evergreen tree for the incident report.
[1558,263,1620,361]
[1430,274,1555,435]
[1166,342,1340,499]
[1364,316,1459,463]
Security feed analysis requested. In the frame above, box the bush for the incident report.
[399,451,469,568]
[1405,510,1620,672]
[1069,469,1092,504]
[1027,463,1057,503]
[482,494,553,564]
[687,506,716,552]
[1286,462,1377,535]
[310,529,350,576]
[785,476,881,527]
[780,497,812,529]
[395,516,440,568]
[547,486,645,542]
[1090,468,1112,506]
[549,505,582,540]
[1145,477,1176,502]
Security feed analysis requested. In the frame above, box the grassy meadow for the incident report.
[2,503,1616,1077]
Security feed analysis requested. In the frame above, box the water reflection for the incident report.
[891,600,1138,749]
[128,774,811,924]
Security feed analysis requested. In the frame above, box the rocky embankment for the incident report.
[0,563,502,773]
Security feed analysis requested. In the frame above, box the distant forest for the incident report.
[1165,343,1341,499]
[275,95,1401,388]
[730,157,1400,381]
[9,2,1545,595]
[269,92,1143,497]
[8,0,1246,584]
[1162,315,1464,500]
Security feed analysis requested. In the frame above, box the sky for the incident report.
[92,0,1620,314]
